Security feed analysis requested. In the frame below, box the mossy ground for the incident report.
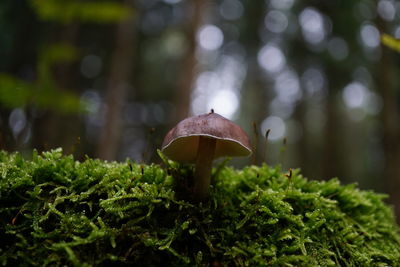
[0,149,399,266]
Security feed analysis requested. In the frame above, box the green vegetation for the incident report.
[0,0,131,113]
[0,149,399,266]
[381,33,400,53]
[29,0,132,24]
[0,44,83,113]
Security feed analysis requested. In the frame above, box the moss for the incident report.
[0,149,399,266]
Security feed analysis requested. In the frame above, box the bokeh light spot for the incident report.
[197,25,224,51]
[395,26,400,38]
[220,0,244,20]
[9,108,27,138]
[81,90,101,114]
[258,44,286,73]
[377,0,396,21]
[342,82,368,108]
[302,67,326,97]
[360,24,380,48]
[299,7,326,45]
[208,90,239,119]
[265,10,288,33]
[261,116,286,141]
[274,69,302,104]
[80,55,102,79]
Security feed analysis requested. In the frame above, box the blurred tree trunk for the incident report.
[239,0,267,165]
[376,21,400,221]
[322,92,343,180]
[33,24,81,154]
[316,3,351,182]
[294,100,312,178]
[0,1,37,151]
[174,0,207,121]
[97,0,136,160]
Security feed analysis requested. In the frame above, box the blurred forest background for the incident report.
[1,0,400,219]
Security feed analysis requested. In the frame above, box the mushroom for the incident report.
[161,110,252,200]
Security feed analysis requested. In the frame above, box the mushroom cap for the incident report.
[161,112,252,163]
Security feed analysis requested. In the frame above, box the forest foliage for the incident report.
[0,44,83,113]
[0,149,399,266]
[29,0,132,23]
[381,33,400,53]
[0,0,131,113]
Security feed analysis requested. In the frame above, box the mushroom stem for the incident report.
[193,136,216,200]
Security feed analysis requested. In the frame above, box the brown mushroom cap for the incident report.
[161,112,252,163]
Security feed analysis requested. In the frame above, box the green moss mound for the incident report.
[0,149,399,266]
